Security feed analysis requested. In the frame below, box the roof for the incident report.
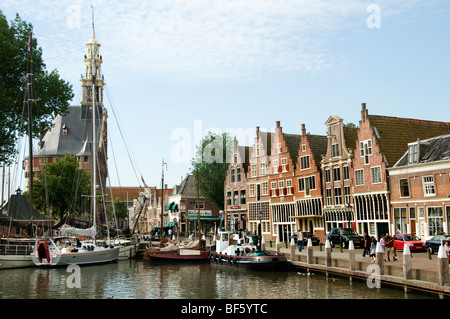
[173,174,197,197]
[0,194,51,221]
[343,126,359,152]
[304,134,328,163]
[33,105,103,158]
[283,133,302,167]
[368,115,450,167]
[394,134,450,167]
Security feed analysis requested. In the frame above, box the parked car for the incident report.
[425,235,449,254]
[290,232,320,246]
[392,234,426,251]
[325,228,364,248]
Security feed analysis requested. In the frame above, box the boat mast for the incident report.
[160,159,166,244]
[91,6,97,242]
[26,31,34,237]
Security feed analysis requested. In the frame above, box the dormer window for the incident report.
[360,139,372,164]
[62,124,68,135]
[332,143,339,157]
[408,143,418,164]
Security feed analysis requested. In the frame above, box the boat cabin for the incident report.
[215,231,259,255]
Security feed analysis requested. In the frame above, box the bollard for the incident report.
[276,236,280,254]
[427,247,432,260]
[307,238,313,264]
[325,239,332,267]
[319,242,323,251]
[348,240,355,270]
[375,242,384,275]
[290,237,296,262]
[261,236,266,252]
[437,245,449,286]
[270,240,272,248]
[403,244,412,279]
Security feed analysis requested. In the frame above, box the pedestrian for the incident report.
[385,233,397,261]
[370,237,377,263]
[363,232,371,257]
[445,240,450,265]
[297,231,303,252]
[379,234,386,260]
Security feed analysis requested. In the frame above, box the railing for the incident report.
[0,243,34,255]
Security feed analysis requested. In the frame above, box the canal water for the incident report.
[0,259,435,300]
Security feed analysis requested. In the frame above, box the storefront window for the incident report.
[428,207,443,236]
[394,207,407,233]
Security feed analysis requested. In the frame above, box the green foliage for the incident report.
[31,155,91,222]
[107,197,128,221]
[0,11,73,164]
[191,132,233,210]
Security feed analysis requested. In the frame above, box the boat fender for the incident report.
[232,257,237,265]
[67,246,72,252]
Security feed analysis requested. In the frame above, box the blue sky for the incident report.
[2,0,450,190]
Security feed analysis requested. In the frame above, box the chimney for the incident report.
[301,124,306,136]
[276,121,280,129]
[361,103,367,122]
[256,126,260,138]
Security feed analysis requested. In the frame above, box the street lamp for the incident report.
[258,211,262,251]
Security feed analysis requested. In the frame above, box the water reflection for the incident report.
[0,260,435,299]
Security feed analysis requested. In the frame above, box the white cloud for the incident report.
[2,0,442,84]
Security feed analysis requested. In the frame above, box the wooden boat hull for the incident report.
[0,255,34,269]
[209,250,288,270]
[143,249,209,262]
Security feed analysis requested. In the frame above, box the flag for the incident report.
[27,33,32,54]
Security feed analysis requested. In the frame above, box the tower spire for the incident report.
[91,4,95,40]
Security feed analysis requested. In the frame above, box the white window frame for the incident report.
[259,162,265,176]
[272,159,279,174]
[371,166,382,184]
[286,179,292,195]
[343,165,349,180]
[262,182,268,196]
[333,167,341,182]
[399,178,410,198]
[360,139,372,165]
[325,169,331,183]
[300,155,310,170]
[251,164,257,178]
[249,184,255,197]
[281,158,288,172]
[355,169,364,186]
[277,143,282,154]
[334,187,342,205]
[422,175,436,196]
[332,143,339,157]
[326,188,332,206]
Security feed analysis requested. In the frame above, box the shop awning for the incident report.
[165,202,175,210]
[166,221,177,227]
[187,216,220,220]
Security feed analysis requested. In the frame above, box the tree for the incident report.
[0,11,73,164]
[29,154,91,227]
[191,132,233,210]
[106,197,128,226]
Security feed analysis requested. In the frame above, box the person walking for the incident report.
[380,234,386,261]
[363,232,371,257]
[370,237,377,263]
[297,231,303,252]
[385,233,397,261]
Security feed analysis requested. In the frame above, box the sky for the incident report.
[1,0,450,191]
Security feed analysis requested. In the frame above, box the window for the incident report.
[332,143,339,157]
[236,168,241,182]
[233,191,239,205]
[281,158,288,172]
[333,167,341,182]
[300,155,310,170]
[399,179,409,197]
[355,169,364,186]
[251,164,257,178]
[325,188,332,206]
[344,186,351,205]
[240,190,246,204]
[343,165,349,180]
[249,184,255,197]
[262,182,268,196]
[394,208,407,233]
[271,182,277,196]
[277,143,282,154]
[278,180,285,196]
[325,169,331,183]
[428,207,443,236]
[230,169,235,183]
[408,143,418,164]
[298,176,316,196]
[286,179,292,195]
[302,144,306,151]
[360,140,372,165]
[226,192,231,205]
[334,187,342,205]
[422,176,435,196]
[272,159,279,174]
[256,143,260,157]
[259,163,265,176]
[371,166,381,184]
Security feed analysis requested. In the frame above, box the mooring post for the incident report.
[348,240,355,270]
[290,237,296,261]
[403,243,412,280]
[307,238,313,264]
[325,239,332,267]
[261,236,266,252]
[437,244,449,286]
[375,242,384,275]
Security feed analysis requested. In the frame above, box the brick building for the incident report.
[268,121,301,242]
[292,124,328,241]
[321,115,358,232]
[224,138,249,231]
[388,134,450,239]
